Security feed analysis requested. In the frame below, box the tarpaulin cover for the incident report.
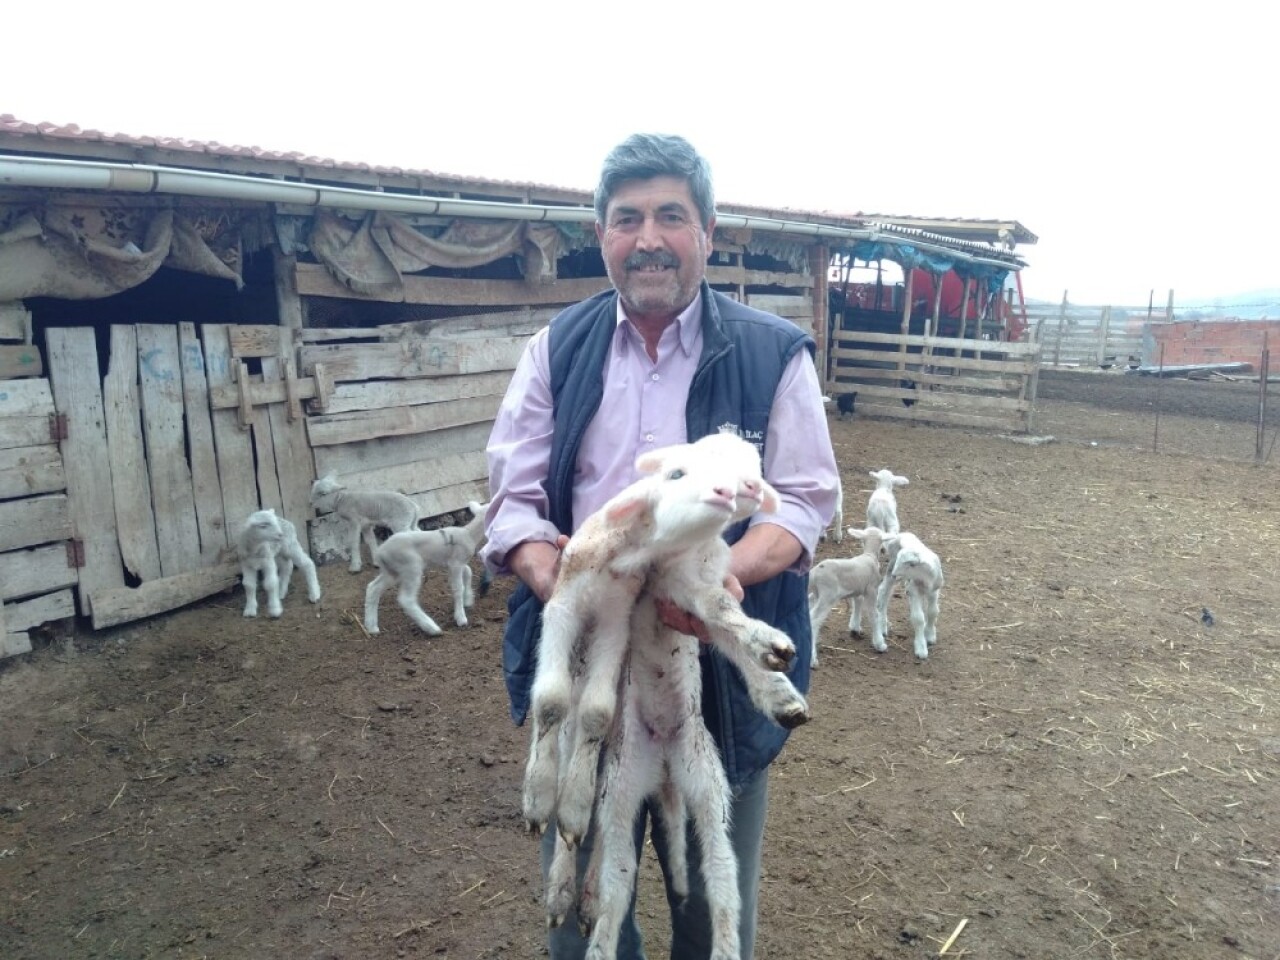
[0,203,246,300]
[305,210,573,297]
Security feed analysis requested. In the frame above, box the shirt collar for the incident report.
[614,291,704,358]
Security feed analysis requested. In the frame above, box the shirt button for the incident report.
[645,433,654,442]
[651,373,660,381]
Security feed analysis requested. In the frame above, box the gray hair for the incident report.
[593,134,716,230]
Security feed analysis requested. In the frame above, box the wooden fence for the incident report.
[1021,299,1147,369]
[827,329,1041,433]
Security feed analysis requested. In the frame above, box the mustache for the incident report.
[624,251,680,270]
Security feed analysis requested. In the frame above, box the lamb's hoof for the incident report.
[242,610,257,619]
[267,608,283,619]
[348,565,363,574]
[776,702,810,729]
[547,912,565,930]
[523,817,546,836]
[557,825,582,849]
[454,617,469,628]
[366,627,380,636]
[576,912,595,938]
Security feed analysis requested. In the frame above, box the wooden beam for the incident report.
[0,378,55,417]
[831,331,1040,356]
[0,494,72,552]
[200,326,261,537]
[306,393,502,447]
[45,328,126,614]
[230,325,285,358]
[273,248,305,330]
[4,588,75,633]
[314,370,510,415]
[137,325,201,577]
[104,326,162,582]
[179,323,229,560]
[90,562,241,630]
[0,543,79,601]
[0,444,64,500]
[0,344,42,378]
[299,337,527,382]
[0,302,31,342]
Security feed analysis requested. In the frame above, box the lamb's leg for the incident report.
[582,722,659,959]
[557,612,631,846]
[448,561,472,627]
[241,566,260,618]
[925,586,941,648]
[808,590,838,667]
[872,574,894,653]
[294,549,322,603]
[394,559,442,635]
[678,585,795,671]
[362,525,381,569]
[523,597,585,832]
[347,519,365,573]
[849,591,865,636]
[656,771,690,905]
[670,724,741,960]
[907,583,929,660]
[276,555,294,601]
[363,571,390,635]
[262,562,283,619]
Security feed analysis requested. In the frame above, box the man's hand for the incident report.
[510,536,570,604]
[655,574,743,643]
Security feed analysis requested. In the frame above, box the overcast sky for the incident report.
[5,1,1274,306]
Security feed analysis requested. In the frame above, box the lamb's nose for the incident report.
[712,485,735,502]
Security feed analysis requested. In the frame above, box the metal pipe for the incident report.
[0,154,1025,269]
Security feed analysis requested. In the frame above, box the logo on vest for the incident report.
[717,422,764,452]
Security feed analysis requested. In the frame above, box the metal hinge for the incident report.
[49,413,69,442]
[66,539,86,569]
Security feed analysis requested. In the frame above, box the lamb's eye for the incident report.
[666,468,686,480]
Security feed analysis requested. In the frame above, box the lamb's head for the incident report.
[606,432,778,547]
[243,508,284,542]
[868,468,908,491]
[845,525,888,557]
[309,475,344,510]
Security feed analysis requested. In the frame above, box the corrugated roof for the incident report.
[0,114,1035,250]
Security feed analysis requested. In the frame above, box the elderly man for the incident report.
[484,133,839,959]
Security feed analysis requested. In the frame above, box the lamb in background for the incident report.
[309,474,419,573]
[874,531,944,659]
[866,468,908,536]
[525,432,808,959]
[235,509,322,618]
[808,525,888,666]
[362,501,488,636]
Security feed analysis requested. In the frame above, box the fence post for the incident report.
[1258,333,1270,464]
[1053,290,1068,367]
[1096,305,1111,367]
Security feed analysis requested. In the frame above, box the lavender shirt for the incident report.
[483,293,839,575]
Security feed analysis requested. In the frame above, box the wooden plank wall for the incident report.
[827,330,1042,433]
[1022,304,1145,369]
[1,307,80,657]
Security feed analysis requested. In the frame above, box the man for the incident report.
[484,133,839,958]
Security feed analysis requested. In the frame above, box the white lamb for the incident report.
[309,474,420,573]
[524,432,808,960]
[362,502,487,636]
[874,531,944,659]
[866,468,908,537]
[235,508,322,618]
[807,525,888,667]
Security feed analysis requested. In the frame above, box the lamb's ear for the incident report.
[634,443,687,475]
[603,489,653,527]
[893,475,909,487]
[846,527,867,539]
[879,534,900,552]
[757,479,781,514]
[467,500,484,516]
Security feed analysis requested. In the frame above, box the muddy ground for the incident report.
[2,372,1278,960]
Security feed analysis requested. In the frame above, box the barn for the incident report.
[0,115,1033,656]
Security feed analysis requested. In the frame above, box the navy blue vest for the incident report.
[502,281,815,785]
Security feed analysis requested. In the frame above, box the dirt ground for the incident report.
[3,373,1278,960]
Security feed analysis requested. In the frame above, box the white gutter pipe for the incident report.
[0,154,1024,270]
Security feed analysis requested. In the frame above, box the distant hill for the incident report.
[1024,288,1280,320]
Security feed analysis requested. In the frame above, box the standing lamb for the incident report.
[866,468,908,535]
[874,531,944,659]
[236,508,322,618]
[524,432,809,960]
[807,525,888,666]
[362,502,488,636]
[309,474,419,573]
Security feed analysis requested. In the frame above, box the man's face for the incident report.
[596,175,715,323]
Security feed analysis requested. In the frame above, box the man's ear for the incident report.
[595,221,606,245]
